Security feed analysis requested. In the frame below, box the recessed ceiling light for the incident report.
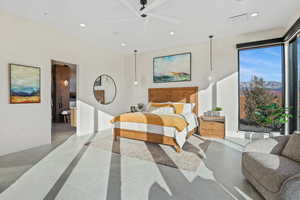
[80,23,86,28]
[170,31,175,36]
[250,12,259,17]
[121,43,126,47]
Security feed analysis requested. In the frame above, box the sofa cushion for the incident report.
[242,152,300,193]
[282,134,300,163]
[245,136,290,155]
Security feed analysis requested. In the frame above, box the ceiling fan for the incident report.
[117,0,181,25]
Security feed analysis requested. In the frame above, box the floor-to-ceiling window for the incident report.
[239,45,284,132]
[289,36,300,133]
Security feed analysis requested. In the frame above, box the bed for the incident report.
[112,87,199,153]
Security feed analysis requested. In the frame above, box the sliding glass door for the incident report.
[239,45,284,132]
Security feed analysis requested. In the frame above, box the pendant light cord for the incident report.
[209,35,213,72]
[134,50,137,82]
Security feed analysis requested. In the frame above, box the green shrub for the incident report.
[255,103,292,131]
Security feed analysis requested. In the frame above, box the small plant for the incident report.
[212,107,223,111]
[255,103,292,132]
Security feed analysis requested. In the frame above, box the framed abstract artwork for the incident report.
[9,64,41,104]
[153,52,191,83]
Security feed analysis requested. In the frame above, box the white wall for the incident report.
[0,10,289,155]
[124,28,285,137]
[0,11,130,156]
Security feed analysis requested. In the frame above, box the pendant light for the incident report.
[134,50,138,85]
[208,35,214,83]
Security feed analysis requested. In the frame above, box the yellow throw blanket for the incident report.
[111,112,188,132]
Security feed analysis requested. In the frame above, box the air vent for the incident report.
[228,13,248,23]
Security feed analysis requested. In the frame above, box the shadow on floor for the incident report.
[106,137,121,200]
[102,135,263,200]
[198,138,264,200]
[0,123,75,194]
[146,142,235,200]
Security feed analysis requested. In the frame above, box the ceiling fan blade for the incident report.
[142,0,170,14]
[118,0,141,18]
[147,13,181,24]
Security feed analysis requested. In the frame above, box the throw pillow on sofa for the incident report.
[282,134,300,163]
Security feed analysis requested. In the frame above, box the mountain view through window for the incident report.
[239,45,283,132]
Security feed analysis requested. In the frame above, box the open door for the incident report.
[51,60,77,144]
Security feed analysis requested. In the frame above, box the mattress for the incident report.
[114,112,198,147]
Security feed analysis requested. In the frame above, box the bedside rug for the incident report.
[89,134,208,172]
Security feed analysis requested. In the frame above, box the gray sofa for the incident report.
[242,134,300,200]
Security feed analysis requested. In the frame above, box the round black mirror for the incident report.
[93,74,117,105]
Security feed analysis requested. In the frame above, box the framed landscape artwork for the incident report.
[9,64,41,104]
[153,52,191,83]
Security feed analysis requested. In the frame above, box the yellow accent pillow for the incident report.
[172,104,184,114]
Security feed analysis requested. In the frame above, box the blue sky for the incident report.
[239,46,283,82]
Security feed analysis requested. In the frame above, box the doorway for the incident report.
[51,60,77,144]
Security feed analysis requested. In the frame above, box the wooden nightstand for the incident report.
[199,116,225,139]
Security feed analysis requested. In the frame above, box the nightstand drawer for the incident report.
[201,128,224,137]
[199,116,225,139]
[201,122,223,130]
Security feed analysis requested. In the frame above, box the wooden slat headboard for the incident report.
[148,87,199,115]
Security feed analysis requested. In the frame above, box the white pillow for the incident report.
[168,102,195,114]
[148,106,175,114]
[146,102,169,112]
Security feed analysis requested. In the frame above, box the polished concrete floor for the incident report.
[0,129,263,200]
[0,123,75,194]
